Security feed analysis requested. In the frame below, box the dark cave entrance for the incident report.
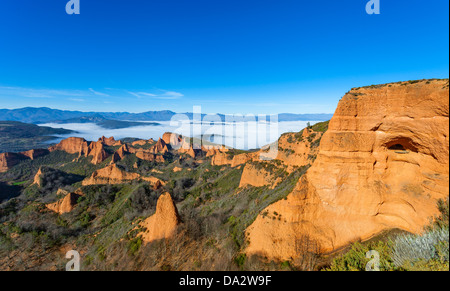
[386,138,418,153]
[388,144,406,151]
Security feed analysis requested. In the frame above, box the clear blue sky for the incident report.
[0,0,448,114]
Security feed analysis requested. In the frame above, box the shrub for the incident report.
[234,253,246,268]
[391,228,449,268]
[325,241,395,271]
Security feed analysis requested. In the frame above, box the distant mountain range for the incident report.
[0,107,333,124]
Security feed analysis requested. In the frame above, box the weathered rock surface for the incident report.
[98,136,117,146]
[49,137,89,155]
[82,164,165,187]
[33,167,44,187]
[152,138,169,154]
[111,144,131,164]
[245,79,450,260]
[211,152,257,167]
[140,192,181,243]
[276,129,324,171]
[239,163,282,189]
[88,141,109,165]
[46,192,83,214]
[49,137,109,165]
[20,149,49,160]
[0,153,27,173]
[135,149,165,163]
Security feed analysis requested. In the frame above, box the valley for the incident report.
[0,79,448,271]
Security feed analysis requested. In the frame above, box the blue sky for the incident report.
[0,0,448,114]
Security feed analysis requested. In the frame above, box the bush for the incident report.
[391,228,449,268]
[325,241,396,271]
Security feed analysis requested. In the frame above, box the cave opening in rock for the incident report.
[386,138,418,153]
[389,144,406,151]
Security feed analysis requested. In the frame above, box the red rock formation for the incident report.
[0,150,49,173]
[20,149,49,160]
[49,137,89,155]
[46,192,83,214]
[276,129,324,171]
[211,152,233,166]
[162,132,182,148]
[87,141,109,165]
[0,152,27,173]
[211,152,258,167]
[135,149,165,163]
[82,164,165,187]
[132,140,148,147]
[111,144,130,164]
[245,79,450,260]
[98,136,117,146]
[113,140,124,147]
[183,147,197,158]
[140,192,181,243]
[49,138,109,165]
[151,138,169,154]
[33,167,44,187]
[239,163,282,189]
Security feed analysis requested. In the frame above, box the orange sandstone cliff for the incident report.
[0,149,49,173]
[46,192,83,214]
[49,137,89,155]
[82,164,165,187]
[140,192,181,243]
[245,79,450,260]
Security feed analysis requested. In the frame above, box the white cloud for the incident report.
[0,86,86,99]
[69,98,86,102]
[89,88,110,97]
[128,90,184,100]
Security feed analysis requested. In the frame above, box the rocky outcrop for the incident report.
[20,149,49,160]
[245,79,450,260]
[49,137,89,155]
[33,167,44,187]
[211,152,233,166]
[179,147,198,158]
[140,192,181,243]
[211,152,257,167]
[98,136,117,146]
[0,152,28,173]
[88,141,109,165]
[162,132,182,147]
[46,192,83,214]
[0,149,50,173]
[132,140,148,147]
[239,163,282,189]
[82,164,165,187]
[111,144,130,164]
[151,138,169,154]
[135,149,165,163]
[49,138,109,165]
[276,128,324,171]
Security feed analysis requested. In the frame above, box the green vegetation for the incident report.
[324,199,449,271]
[0,116,447,271]
[0,121,74,153]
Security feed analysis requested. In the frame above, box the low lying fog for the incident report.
[40,120,321,150]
